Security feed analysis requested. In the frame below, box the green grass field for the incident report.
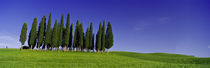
[0,48,209,68]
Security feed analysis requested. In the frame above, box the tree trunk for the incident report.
[107,49,109,54]
[63,46,66,52]
[57,47,60,51]
[78,46,80,52]
[38,45,40,51]
[21,45,23,51]
[102,50,104,54]
[86,48,89,52]
[45,45,47,51]
[30,45,33,50]
[97,49,99,53]
[76,47,78,51]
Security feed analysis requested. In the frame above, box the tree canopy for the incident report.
[20,13,114,53]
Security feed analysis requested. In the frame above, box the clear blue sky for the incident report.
[0,0,209,57]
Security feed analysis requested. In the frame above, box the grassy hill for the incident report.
[0,48,209,68]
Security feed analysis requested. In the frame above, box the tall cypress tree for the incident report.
[73,20,79,51]
[19,23,28,51]
[83,32,85,51]
[95,33,98,52]
[52,20,58,50]
[29,17,38,49]
[48,27,53,50]
[92,34,95,52]
[96,22,102,52]
[28,32,31,48]
[89,22,93,51]
[63,13,70,51]
[44,13,52,50]
[42,17,47,49]
[68,23,73,50]
[79,23,84,51]
[58,15,64,50]
[101,21,106,52]
[37,16,46,50]
[57,22,61,49]
[85,28,90,52]
[105,21,114,53]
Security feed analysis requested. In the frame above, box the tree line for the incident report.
[19,13,114,53]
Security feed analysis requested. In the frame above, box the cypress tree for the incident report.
[85,28,90,52]
[58,15,64,50]
[37,16,46,50]
[83,32,85,51]
[48,28,53,50]
[29,17,38,49]
[89,22,93,51]
[92,34,94,52]
[19,23,28,51]
[42,17,47,49]
[101,21,106,52]
[57,22,61,50]
[52,20,58,50]
[96,22,102,52]
[68,23,73,50]
[79,23,84,51]
[28,32,31,48]
[73,20,79,51]
[95,33,98,52]
[105,21,114,53]
[44,13,52,50]
[48,27,53,50]
[63,13,70,51]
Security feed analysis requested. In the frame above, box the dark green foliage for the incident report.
[37,16,46,49]
[20,23,28,46]
[101,21,105,52]
[57,22,61,48]
[82,32,85,51]
[79,23,84,51]
[23,13,114,52]
[28,32,31,48]
[91,34,94,52]
[68,23,73,49]
[52,20,58,48]
[47,28,52,49]
[73,20,79,50]
[63,13,70,51]
[96,22,102,52]
[89,22,93,50]
[29,17,38,49]
[105,21,114,49]
[28,32,36,49]
[95,33,98,51]
[44,13,52,49]
[42,16,47,49]
[58,15,64,48]
[85,28,90,51]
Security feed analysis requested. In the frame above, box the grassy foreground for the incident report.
[0,48,209,68]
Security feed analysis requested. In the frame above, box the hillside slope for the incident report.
[0,49,209,68]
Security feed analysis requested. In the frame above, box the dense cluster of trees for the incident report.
[19,13,113,53]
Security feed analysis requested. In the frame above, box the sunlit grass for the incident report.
[0,48,209,68]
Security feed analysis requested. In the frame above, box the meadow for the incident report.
[0,48,209,68]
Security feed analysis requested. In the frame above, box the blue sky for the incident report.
[0,0,209,57]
